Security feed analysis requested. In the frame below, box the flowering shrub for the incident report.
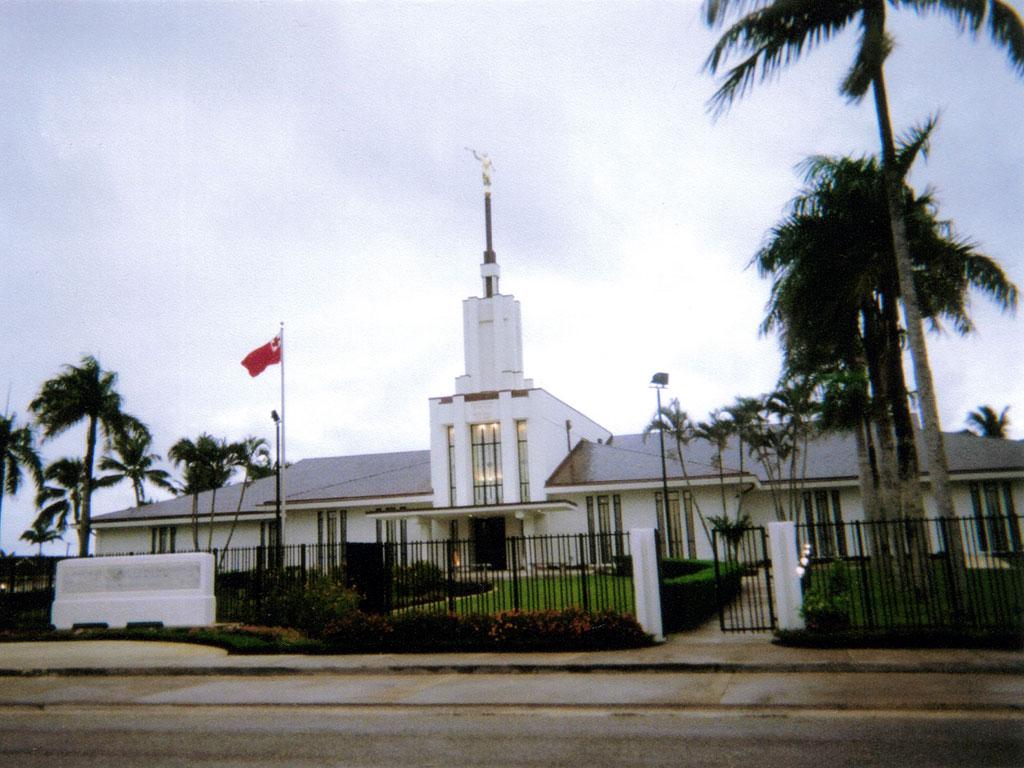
[320,608,652,653]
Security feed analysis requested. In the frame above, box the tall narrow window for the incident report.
[447,425,457,506]
[516,420,530,501]
[471,423,502,505]
[150,526,175,554]
[654,491,681,557]
[317,510,347,569]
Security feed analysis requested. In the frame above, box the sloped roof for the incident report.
[94,450,432,523]
[546,431,1024,488]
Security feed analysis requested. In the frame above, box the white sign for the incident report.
[51,553,216,630]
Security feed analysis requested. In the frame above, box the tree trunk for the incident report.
[674,441,709,554]
[79,416,98,557]
[870,64,967,611]
[870,69,955,518]
[854,419,880,523]
[0,462,6,549]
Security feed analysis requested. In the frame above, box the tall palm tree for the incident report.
[169,434,237,550]
[755,149,1017,520]
[966,405,1011,438]
[642,399,710,555]
[100,423,174,506]
[30,357,137,556]
[220,436,271,555]
[703,0,1024,518]
[20,517,62,556]
[0,413,43,546]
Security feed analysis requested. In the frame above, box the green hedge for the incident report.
[660,558,742,633]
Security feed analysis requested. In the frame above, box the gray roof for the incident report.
[96,432,1023,524]
[546,431,1024,488]
[95,450,432,523]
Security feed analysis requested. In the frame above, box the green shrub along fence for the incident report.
[659,558,741,633]
[798,516,1023,632]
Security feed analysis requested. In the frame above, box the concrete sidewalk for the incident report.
[2,622,1021,676]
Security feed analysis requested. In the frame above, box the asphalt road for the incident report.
[1,705,1022,768]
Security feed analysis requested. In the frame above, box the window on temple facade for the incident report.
[447,425,457,505]
[516,419,530,501]
[150,526,175,554]
[471,422,502,505]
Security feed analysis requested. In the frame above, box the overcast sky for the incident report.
[2,1,1021,554]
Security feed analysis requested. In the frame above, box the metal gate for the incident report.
[712,525,776,632]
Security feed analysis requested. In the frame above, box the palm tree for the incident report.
[100,423,174,506]
[966,405,1011,438]
[34,457,119,538]
[642,399,710,555]
[703,0,1024,519]
[220,436,271,555]
[755,149,1017,521]
[0,413,43,546]
[20,517,62,556]
[169,434,237,550]
[694,410,735,519]
[30,356,138,556]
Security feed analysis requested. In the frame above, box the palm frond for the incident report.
[705,0,861,116]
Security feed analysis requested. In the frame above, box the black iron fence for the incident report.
[3,534,635,626]
[710,526,776,632]
[386,533,634,615]
[797,516,1023,631]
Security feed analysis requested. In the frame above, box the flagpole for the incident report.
[279,320,287,548]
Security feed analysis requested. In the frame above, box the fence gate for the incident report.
[712,526,776,632]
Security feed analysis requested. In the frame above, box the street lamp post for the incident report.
[271,410,282,556]
[651,373,670,553]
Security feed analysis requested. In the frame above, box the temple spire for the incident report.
[470,149,499,297]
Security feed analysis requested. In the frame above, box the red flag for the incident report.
[241,336,281,377]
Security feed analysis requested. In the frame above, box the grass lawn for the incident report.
[395,573,636,616]
[815,557,1023,630]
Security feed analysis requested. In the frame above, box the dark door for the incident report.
[472,517,507,570]
[345,542,390,614]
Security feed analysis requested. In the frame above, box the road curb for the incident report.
[3,661,1023,677]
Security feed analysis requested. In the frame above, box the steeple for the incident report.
[473,150,499,298]
[455,153,531,395]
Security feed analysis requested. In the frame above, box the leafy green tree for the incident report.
[20,516,62,556]
[30,356,138,556]
[0,413,42,546]
[99,423,174,507]
[966,405,1011,438]
[703,0,1024,519]
[169,434,237,550]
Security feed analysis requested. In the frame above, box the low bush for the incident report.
[234,576,361,637]
[659,558,741,633]
[321,608,652,652]
[800,561,851,632]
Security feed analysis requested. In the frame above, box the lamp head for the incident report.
[271,410,280,423]
[651,372,669,387]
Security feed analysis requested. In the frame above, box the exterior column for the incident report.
[768,521,805,631]
[630,528,664,642]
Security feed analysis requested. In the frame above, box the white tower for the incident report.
[454,162,533,394]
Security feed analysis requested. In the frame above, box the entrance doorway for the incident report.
[471,517,507,569]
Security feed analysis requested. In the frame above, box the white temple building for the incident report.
[94,175,1024,564]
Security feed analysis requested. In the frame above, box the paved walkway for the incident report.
[2,621,1021,676]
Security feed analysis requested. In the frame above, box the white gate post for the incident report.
[768,521,805,630]
[630,528,664,642]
